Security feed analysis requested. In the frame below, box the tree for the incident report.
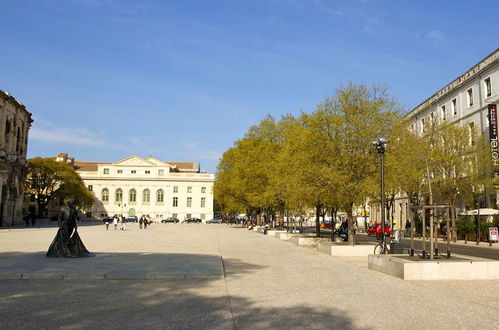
[424,121,487,242]
[25,157,94,217]
[326,83,401,244]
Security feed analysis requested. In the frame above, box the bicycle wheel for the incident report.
[373,244,381,254]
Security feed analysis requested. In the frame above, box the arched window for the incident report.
[16,127,21,152]
[115,188,123,202]
[129,189,136,202]
[143,189,150,203]
[101,188,109,202]
[157,189,164,203]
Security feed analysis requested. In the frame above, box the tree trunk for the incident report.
[450,200,457,243]
[315,202,321,237]
[346,203,355,246]
[37,200,47,219]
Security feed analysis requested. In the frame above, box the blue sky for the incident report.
[1,0,498,172]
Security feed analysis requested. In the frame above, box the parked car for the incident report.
[127,216,138,223]
[161,217,179,223]
[367,223,392,236]
[184,218,201,223]
[206,218,222,224]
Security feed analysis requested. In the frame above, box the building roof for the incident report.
[0,89,33,123]
[168,161,200,172]
[74,161,109,172]
[73,158,201,173]
[407,48,499,118]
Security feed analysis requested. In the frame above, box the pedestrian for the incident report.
[113,215,118,230]
[105,218,110,231]
[144,216,148,229]
[139,216,143,229]
[24,215,30,227]
[121,216,127,231]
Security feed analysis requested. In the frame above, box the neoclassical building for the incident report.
[70,154,214,222]
[371,48,499,228]
[0,90,32,226]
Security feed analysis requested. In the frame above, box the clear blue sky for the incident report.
[1,0,498,172]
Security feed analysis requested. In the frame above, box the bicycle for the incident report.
[373,241,390,254]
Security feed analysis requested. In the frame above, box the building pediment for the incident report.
[113,155,157,167]
[144,156,176,168]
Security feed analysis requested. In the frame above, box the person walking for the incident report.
[144,216,148,229]
[139,216,143,229]
[105,218,110,231]
[113,215,118,231]
[121,216,127,231]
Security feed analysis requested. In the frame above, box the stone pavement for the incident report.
[0,223,498,329]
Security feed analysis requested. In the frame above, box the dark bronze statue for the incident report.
[46,200,94,258]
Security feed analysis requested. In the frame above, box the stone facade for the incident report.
[71,155,214,222]
[0,90,32,226]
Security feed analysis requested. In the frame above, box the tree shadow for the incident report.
[0,252,365,329]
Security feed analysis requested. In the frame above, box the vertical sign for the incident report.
[489,104,498,167]
[489,227,498,242]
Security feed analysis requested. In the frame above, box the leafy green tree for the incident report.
[326,83,401,244]
[25,157,94,218]
[424,121,487,241]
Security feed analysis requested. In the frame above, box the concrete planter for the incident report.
[275,233,296,241]
[289,236,322,246]
[266,230,287,237]
[368,254,499,280]
[317,242,377,256]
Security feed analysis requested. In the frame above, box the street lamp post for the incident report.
[373,138,388,253]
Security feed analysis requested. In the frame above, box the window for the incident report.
[173,197,178,207]
[468,122,475,146]
[103,168,110,175]
[145,170,150,174]
[187,197,192,207]
[201,187,206,193]
[131,170,136,174]
[485,77,492,97]
[117,170,123,174]
[421,118,425,133]
[88,185,93,192]
[201,214,205,220]
[441,105,446,121]
[115,188,123,202]
[102,188,109,202]
[467,88,473,107]
[452,98,457,115]
[173,186,178,193]
[143,189,150,203]
[187,187,192,193]
[158,169,164,176]
[129,189,137,203]
[201,197,206,208]
[157,189,164,203]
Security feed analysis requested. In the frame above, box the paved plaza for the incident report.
[0,223,498,329]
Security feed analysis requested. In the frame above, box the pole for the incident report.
[430,213,434,260]
[422,208,426,258]
[380,151,386,253]
[476,203,480,245]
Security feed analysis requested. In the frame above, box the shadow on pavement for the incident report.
[0,252,364,329]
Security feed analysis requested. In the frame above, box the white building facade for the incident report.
[406,48,499,206]
[370,48,499,229]
[75,155,214,222]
